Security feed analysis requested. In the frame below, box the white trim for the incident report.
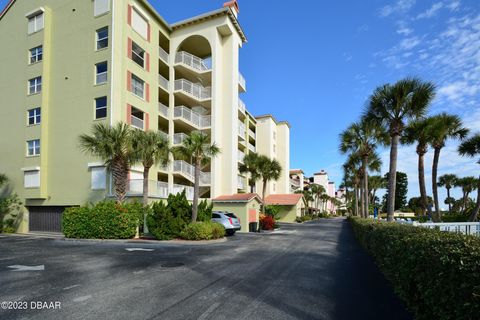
[21,166,40,172]
[130,166,144,172]
[131,3,150,21]
[87,162,105,168]
[25,7,45,18]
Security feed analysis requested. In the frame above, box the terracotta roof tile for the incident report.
[212,193,260,202]
[265,194,303,205]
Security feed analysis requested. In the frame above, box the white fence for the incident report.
[413,222,480,236]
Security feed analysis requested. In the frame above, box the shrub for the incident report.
[62,201,143,239]
[442,214,469,222]
[197,199,213,222]
[295,216,303,223]
[180,221,225,240]
[348,217,480,320]
[260,214,275,230]
[147,191,191,240]
[264,205,281,220]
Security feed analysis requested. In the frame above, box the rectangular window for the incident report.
[91,167,106,190]
[28,108,41,125]
[131,8,148,39]
[95,62,107,84]
[131,74,144,98]
[27,139,40,156]
[29,46,43,64]
[94,0,110,17]
[96,27,108,50]
[131,41,145,68]
[28,76,42,94]
[130,107,144,130]
[95,96,107,119]
[24,170,40,188]
[27,12,44,34]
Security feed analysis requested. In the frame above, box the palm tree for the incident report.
[402,118,434,215]
[295,188,313,216]
[454,177,478,214]
[438,174,458,215]
[320,193,331,212]
[239,152,261,193]
[343,153,362,217]
[309,183,326,213]
[131,130,171,233]
[257,155,282,213]
[458,133,480,221]
[0,174,7,187]
[79,123,135,202]
[428,113,469,221]
[340,119,388,219]
[365,78,435,221]
[368,175,386,205]
[173,132,220,222]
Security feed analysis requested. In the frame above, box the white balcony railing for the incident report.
[238,121,246,139]
[159,46,169,64]
[174,79,211,101]
[173,133,189,145]
[238,98,246,114]
[175,51,210,72]
[173,184,194,201]
[159,131,168,140]
[413,222,480,236]
[159,75,169,90]
[131,115,144,130]
[200,172,211,186]
[173,160,211,185]
[249,129,256,139]
[239,72,246,91]
[159,102,169,118]
[237,175,245,190]
[174,106,211,129]
[157,181,169,198]
[238,150,245,163]
[248,143,256,152]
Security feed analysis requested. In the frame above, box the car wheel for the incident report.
[226,230,235,236]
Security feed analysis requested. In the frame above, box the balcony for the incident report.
[239,72,246,92]
[127,180,169,198]
[173,160,211,185]
[238,98,246,114]
[159,130,168,140]
[130,115,144,130]
[248,143,256,152]
[175,51,211,73]
[173,133,188,145]
[238,121,246,140]
[159,102,169,118]
[249,129,256,139]
[159,47,169,64]
[159,75,169,91]
[173,184,194,201]
[174,106,211,129]
[237,175,245,190]
[238,150,245,163]
[174,79,211,101]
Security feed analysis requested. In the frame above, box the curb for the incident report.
[61,237,228,245]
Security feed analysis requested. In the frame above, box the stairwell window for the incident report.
[131,74,144,98]
[96,27,108,50]
[95,97,107,119]
[95,62,108,84]
[28,77,42,94]
[27,139,40,156]
[131,7,149,39]
[27,11,44,34]
[131,41,145,68]
[28,108,41,125]
[29,46,43,64]
[93,0,110,17]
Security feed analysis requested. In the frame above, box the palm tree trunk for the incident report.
[354,182,359,217]
[432,147,441,222]
[260,179,267,232]
[387,134,399,222]
[192,159,201,223]
[142,166,150,234]
[462,191,469,214]
[468,176,480,222]
[363,156,369,218]
[112,160,128,203]
[418,151,428,216]
[447,187,452,214]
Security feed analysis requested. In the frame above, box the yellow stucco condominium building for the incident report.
[0,0,291,233]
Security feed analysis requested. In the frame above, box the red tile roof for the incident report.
[212,193,260,202]
[265,194,303,206]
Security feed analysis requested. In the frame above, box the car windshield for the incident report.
[225,213,237,219]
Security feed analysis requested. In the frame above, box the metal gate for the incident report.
[28,206,65,233]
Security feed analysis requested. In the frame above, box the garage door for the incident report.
[28,206,65,233]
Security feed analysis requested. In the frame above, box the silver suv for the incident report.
[211,211,241,236]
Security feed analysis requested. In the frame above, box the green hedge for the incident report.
[63,201,143,239]
[180,221,225,240]
[348,217,480,320]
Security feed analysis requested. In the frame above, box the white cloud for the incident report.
[416,2,444,19]
[399,37,421,50]
[397,26,414,35]
[437,81,480,101]
[380,0,416,17]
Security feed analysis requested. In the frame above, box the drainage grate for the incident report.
[161,262,184,268]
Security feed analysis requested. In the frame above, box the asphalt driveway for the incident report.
[0,218,412,320]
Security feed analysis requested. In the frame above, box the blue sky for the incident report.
[2,0,478,206]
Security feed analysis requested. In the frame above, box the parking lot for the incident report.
[0,219,412,320]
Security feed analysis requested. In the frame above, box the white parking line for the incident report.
[198,302,221,320]
[73,295,92,302]
[125,248,154,252]
[63,284,81,290]
[8,265,45,271]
